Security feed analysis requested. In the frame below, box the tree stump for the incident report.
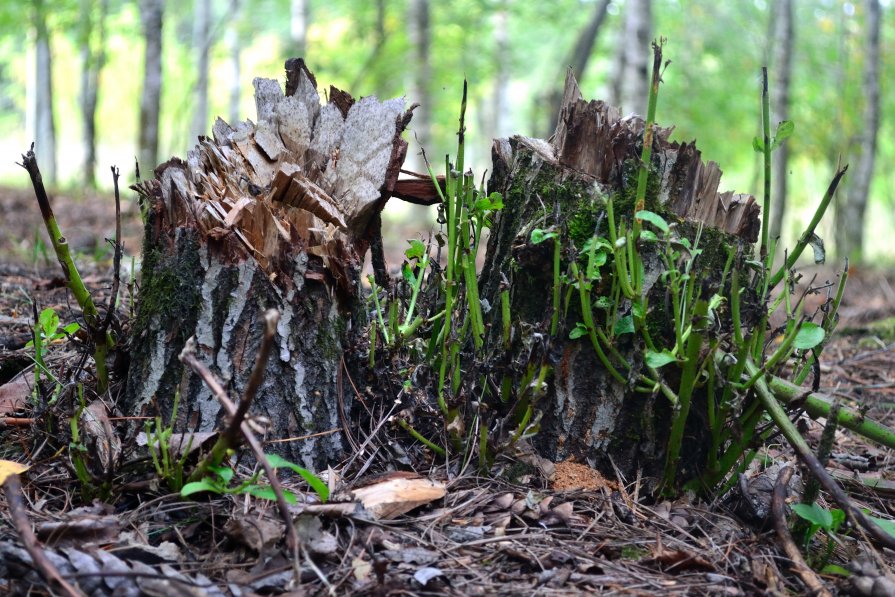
[479,70,761,485]
[125,59,412,468]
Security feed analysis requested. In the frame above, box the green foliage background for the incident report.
[0,0,892,258]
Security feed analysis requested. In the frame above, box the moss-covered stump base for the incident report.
[480,70,760,488]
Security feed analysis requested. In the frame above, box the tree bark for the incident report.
[836,0,881,261]
[191,0,211,142]
[544,0,611,135]
[126,60,412,469]
[610,0,651,117]
[479,71,759,485]
[139,0,164,174]
[768,0,794,243]
[31,0,57,186]
[79,0,107,189]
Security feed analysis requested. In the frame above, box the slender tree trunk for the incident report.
[544,0,611,135]
[768,0,794,243]
[837,0,881,261]
[32,0,57,186]
[291,0,309,57]
[491,0,511,140]
[79,0,107,189]
[408,0,431,165]
[227,0,241,125]
[139,0,164,173]
[191,0,211,141]
[610,0,651,116]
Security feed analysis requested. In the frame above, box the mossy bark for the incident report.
[479,71,760,487]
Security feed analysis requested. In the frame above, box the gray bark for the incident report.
[407,0,431,167]
[191,0,212,142]
[491,0,511,140]
[139,0,164,173]
[126,60,412,469]
[31,0,56,186]
[291,0,309,57]
[837,0,881,261]
[768,0,794,243]
[610,0,652,117]
[79,0,107,189]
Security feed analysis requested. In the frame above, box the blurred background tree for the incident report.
[0,0,889,262]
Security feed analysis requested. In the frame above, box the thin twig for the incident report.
[178,339,300,560]
[101,166,123,334]
[3,474,85,597]
[771,467,832,597]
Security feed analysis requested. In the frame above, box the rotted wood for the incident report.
[125,59,413,468]
[480,69,761,485]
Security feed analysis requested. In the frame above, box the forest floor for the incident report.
[1,184,895,595]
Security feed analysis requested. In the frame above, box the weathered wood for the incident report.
[125,59,412,468]
[480,70,760,485]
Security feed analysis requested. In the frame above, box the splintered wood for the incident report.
[136,59,411,290]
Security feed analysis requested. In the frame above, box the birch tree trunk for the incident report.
[31,0,57,186]
[190,0,211,142]
[768,0,794,243]
[836,0,881,261]
[291,0,309,57]
[125,60,412,469]
[226,0,241,125]
[610,0,651,117]
[407,0,431,169]
[139,0,164,173]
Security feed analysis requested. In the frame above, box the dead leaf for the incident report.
[0,460,29,484]
[0,372,31,416]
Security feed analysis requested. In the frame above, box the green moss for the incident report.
[567,195,604,249]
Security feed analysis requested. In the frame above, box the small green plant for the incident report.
[791,502,846,569]
[180,453,329,504]
[26,306,80,403]
[145,389,192,492]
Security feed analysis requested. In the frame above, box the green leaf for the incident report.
[645,349,677,369]
[819,564,851,577]
[594,296,612,310]
[775,120,794,142]
[38,308,59,337]
[640,230,658,242]
[530,228,556,244]
[265,453,330,503]
[401,263,416,285]
[209,465,234,483]
[61,322,81,335]
[181,480,223,497]
[632,302,645,319]
[247,485,298,504]
[792,502,833,529]
[752,136,765,153]
[870,515,895,539]
[794,322,825,350]
[569,322,588,340]
[614,315,634,336]
[404,239,426,260]
[634,210,669,234]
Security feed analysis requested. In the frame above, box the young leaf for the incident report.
[792,502,833,529]
[39,308,59,337]
[645,349,677,369]
[265,453,330,503]
[530,228,556,245]
[775,120,794,142]
[405,239,426,260]
[794,322,825,350]
[181,480,223,497]
[614,315,634,336]
[752,136,765,153]
[634,210,669,234]
[247,485,298,505]
[569,322,588,340]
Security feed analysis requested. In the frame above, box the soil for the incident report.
[1,184,894,595]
